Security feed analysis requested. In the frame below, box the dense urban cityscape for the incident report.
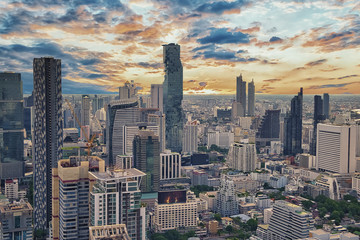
[1,0,360,240]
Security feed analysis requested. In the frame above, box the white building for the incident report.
[183,121,199,154]
[5,179,18,200]
[227,143,257,172]
[207,131,234,148]
[160,150,181,180]
[263,208,273,224]
[316,124,357,173]
[199,191,218,212]
[216,176,239,217]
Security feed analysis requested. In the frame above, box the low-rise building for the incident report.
[89,224,131,240]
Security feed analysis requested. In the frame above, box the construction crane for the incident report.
[65,99,97,156]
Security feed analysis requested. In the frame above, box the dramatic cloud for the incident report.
[197,28,250,44]
[305,59,327,67]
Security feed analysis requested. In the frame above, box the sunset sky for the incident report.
[0,0,359,95]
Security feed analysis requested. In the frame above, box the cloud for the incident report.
[195,0,249,14]
[337,74,358,79]
[197,28,250,44]
[263,78,281,83]
[305,59,327,67]
[269,36,282,42]
[308,83,354,89]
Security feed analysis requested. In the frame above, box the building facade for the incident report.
[236,74,246,117]
[310,95,325,156]
[33,57,63,230]
[227,143,257,172]
[216,176,239,217]
[323,93,330,119]
[133,129,160,193]
[160,150,181,180]
[284,88,303,156]
[148,112,166,153]
[162,43,184,153]
[182,121,199,154]
[150,84,163,112]
[81,94,90,126]
[248,79,255,116]
[0,72,24,179]
[119,81,137,100]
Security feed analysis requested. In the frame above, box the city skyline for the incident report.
[0,0,359,95]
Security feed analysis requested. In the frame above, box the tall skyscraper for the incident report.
[119,80,137,100]
[106,98,139,166]
[323,93,330,119]
[182,120,199,154]
[256,109,280,147]
[162,43,183,153]
[248,79,255,116]
[33,57,63,230]
[236,74,246,116]
[316,123,357,174]
[150,84,163,112]
[81,94,90,126]
[133,129,160,193]
[0,72,25,179]
[310,95,324,155]
[52,156,105,240]
[283,88,303,156]
[227,143,257,172]
[268,200,314,239]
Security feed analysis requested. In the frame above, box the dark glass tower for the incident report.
[284,88,303,156]
[33,57,63,230]
[0,72,25,179]
[133,129,160,193]
[310,95,325,155]
[323,93,330,119]
[236,74,246,116]
[162,43,183,153]
[248,79,255,116]
[257,110,280,139]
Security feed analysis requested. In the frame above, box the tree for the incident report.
[246,219,258,232]
[319,207,327,218]
[214,213,222,222]
[225,225,234,233]
[301,200,313,211]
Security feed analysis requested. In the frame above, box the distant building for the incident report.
[4,179,19,200]
[268,200,314,239]
[256,110,280,148]
[310,95,325,155]
[216,176,239,217]
[89,225,131,240]
[284,88,303,155]
[150,84,163,112]
[323,93,330,119]
[133,129,160,193]
[160,150,181,180]
[207,131,234,148]
[316,124,357,174]
[124,123,159,155]
[0,200,33,240]
[119,80,137,100]
[0,72,24,179]
[52,156,105,240]
[227,143,257,172]
[89,168,146,240]
[81,94,90,126]
[148,112,166,152]
[183,121,199,154]
[163,43,183,153]
[33,57,63,230]
[236,74,246,116]
[248,79,255,116]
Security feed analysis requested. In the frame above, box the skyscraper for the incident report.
[283,88,303,156]
[81,94,90,126]
[256,109,280,147]
[133,129,160,193]
[106,98,139,166]
[310,95,324,155]
[33,57,63,230]
[323,93,330,119]
[148,112,166,152]
[248,79,255,116]
[216,175,239,217]
[182,120,199,154]
[0,72,25,179]
[236,74,246,116]
[162,43,183,153]
[150,84,163,112]
[119,80,137,100]
[227,143,257,172]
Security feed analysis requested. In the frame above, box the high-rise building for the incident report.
[133,129,160,193]
[150,84,163,112]
[256,109,280,148]
[316,123,357,174]
[148,112,166,152]
[236,74,246,116]
[124,123,160,155]
[119,80,137,100]
[310,95,325,155]
[89,168,146,240]
[248,79,255,116]
[153,190,198,232]
[33,57,63,230]
[106,98,139,166]
[160,150,181,180]
[216,175,239,217]
[162,43,183,153]
[52,156,105,240]
[323,93,330,119]
[227,143,257,172]
[268,200,314,239]
[0,200,33,240]
[81,94,90,126]
[284,88,303,156]
[182,120,199,154]
[0,72,25,179]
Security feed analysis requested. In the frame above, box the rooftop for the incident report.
[91,168,146,180]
